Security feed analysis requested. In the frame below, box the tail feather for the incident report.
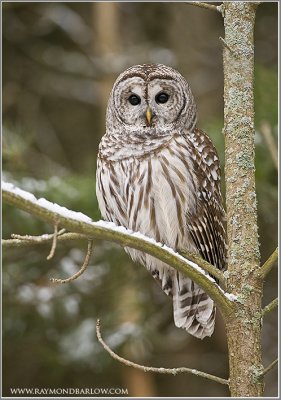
[172,272,215,339]
[130,250,216,339]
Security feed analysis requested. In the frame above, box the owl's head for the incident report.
[106,64,197,134]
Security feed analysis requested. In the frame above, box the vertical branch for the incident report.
[222,2,263,397]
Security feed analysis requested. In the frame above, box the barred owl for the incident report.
[96,64,226,339]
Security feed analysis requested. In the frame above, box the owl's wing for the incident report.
[185,128,227,271]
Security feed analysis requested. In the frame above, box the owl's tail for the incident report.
[143,256,216,339]
[171,272,215,339]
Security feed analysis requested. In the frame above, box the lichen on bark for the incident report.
[223,2,264,397]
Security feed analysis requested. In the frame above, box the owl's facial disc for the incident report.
[114,75,187,131]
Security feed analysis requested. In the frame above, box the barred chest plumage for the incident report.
[96,129,221,338]
[96,133,199,258]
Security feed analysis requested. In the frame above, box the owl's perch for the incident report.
[2,180,235,318]
[3,230,227,287]
[3,217,276,317]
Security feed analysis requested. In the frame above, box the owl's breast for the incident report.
[96,136,199,251]
[98,129,176,161]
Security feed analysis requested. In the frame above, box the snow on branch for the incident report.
[2,181,236,317]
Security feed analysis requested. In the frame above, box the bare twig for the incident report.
[261,359,278,377]
[96,319,229,385]
[3,232,88,248]
[186,2,221,13]
[260,121,278,171]
[47,221,59,260]
[258,248,278,278]
[219,37,235,54]
[50,240,94,284]
[11,229,66,242]
[262,298,278,317]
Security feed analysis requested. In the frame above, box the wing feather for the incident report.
[185,128,227,271]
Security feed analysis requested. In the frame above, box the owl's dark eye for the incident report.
[155,92,169,104]
[128,94,141,106]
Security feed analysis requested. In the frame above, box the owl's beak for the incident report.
[145,107,152,126]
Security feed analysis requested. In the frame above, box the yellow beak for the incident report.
[146,107,152,126]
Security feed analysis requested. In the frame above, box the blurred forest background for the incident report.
[2,2,278,397]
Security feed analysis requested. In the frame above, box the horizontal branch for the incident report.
[2,181,235,317]
[96,319,229,385]
[258,248,278,279]
[262,298,278,317]
[186,2,222,13]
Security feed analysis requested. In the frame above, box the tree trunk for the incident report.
[93,3,121,123]
[223,2,263,396]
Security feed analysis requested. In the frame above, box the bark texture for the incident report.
[223,2,263,396]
